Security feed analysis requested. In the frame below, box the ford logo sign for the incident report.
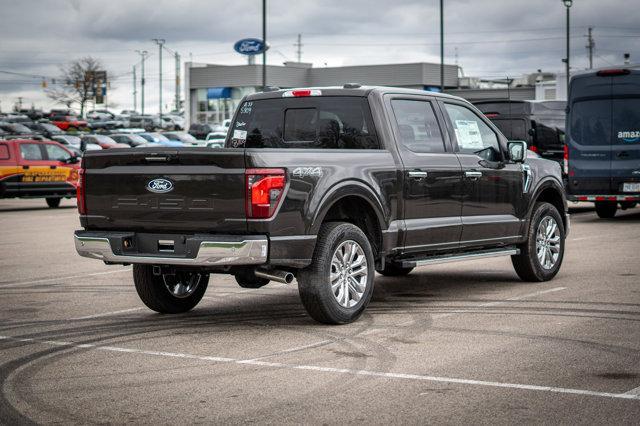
[147,178,174,193]
[234,38,267,56]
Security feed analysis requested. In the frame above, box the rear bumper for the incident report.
[74,231,268,266]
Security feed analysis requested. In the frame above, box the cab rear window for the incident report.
[232,97,380,149]
[0,144,9,160]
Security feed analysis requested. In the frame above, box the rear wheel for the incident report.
[46,197,61,208]
[595,201,618,218]
[512,202,565,282]
[297,222,375,324]
[133,265,208,313]
[376,263,414,277]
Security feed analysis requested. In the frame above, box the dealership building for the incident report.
[184,61,459,126]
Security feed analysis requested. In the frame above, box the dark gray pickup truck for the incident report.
[75,86,569,324]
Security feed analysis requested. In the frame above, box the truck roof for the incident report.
[245,86,463,101]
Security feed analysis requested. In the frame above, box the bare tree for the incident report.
[46,57,107,116]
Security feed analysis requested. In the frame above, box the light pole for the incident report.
[563,0,572,95]
[135,50,149,115]
[440,0,444,92]
[262,0,267,91]
[152,38,166,120]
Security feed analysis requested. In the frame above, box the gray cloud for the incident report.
[1,0,638,111]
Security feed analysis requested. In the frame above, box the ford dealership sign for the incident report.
[234,38,267,55]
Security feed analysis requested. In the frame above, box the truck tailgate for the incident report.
[82,148,246,232]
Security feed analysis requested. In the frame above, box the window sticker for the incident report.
[240,102,253,115]
[233,129,247,140]
[454,120,484,149]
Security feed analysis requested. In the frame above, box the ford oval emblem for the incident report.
[147,178,173,193]
[234,38,268,55]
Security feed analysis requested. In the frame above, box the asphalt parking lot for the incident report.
[0,199,639,424]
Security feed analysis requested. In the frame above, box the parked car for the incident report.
[188,123,219,140]
[86,109,115,120]
[0,138,80,207]
[74,86,568,324]
[473,100,566,169]
[138,132,183,147]
[164,114,185,130]
[24,122,65,138]
[50,115,89,131]
[565,68,640,218]
[163,131,199,145]
[129,116,156,132]
[109,133,150,147]
[205,131,227,148]
[80,135,129,149]
[87,119,123,131]
[51,135,102,153]
[0,122,37,137]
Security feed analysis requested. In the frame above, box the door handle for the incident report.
[22,165,29,170]
[465,171,483,179]
[617,151,629,158]
[408,171,428,179]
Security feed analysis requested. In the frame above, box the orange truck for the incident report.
[0,139,80,207]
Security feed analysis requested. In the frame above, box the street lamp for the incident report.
[563,0,572,96]
[152,38,166,120]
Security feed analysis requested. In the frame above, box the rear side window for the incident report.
[20,144,43,161]
[570,100,611,146]
[391,100,445,153]
[0,144,9,160]
[233,97,379,149]
[44,144,71,161]
[612,98,640,145]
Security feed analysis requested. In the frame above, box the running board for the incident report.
[401,248,519,268]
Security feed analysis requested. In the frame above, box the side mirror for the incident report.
[65,155,80,164]
[507,141,527,163]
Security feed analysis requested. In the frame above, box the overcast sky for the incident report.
[1,0,639,113]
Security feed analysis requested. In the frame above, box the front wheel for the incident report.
[133,265,208,313]
[46,197,61,208]
[511,202,565,282]
[297,222,375,324]
[595,201,617,218]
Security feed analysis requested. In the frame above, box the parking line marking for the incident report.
[625,386,640,396]
[70,307,144,320]
[1,334,638,401]
[0,268,131,288]
[242,340,333,362]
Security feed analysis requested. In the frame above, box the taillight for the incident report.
[245,168,286,218]
[529,145,538,153]
[563,144,570,175]
[77,167,86,214]
[282,89,322,97]
[596,69,630,77]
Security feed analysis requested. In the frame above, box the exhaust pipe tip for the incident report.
[255,268,294,284]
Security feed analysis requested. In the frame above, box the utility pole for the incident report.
[586,27,595,69]
[174,52,180,112]
[133,65,137,111]
[152,38,166,119]
[295,34,303,62]
[136,50,149,115]
[563,0,572,95]
[440,0,444,92]
[262,0,267,90]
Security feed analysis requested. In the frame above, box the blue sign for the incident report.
[234,38,267,56]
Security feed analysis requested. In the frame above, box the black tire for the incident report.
[376,263,414,277]
[595,201,617,218]
[133,265,208,314]
[46,197,61,208]
[511,202,565,282]
[297,222,375,324]
[235,269,270,288]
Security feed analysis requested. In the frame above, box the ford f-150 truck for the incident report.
[75,86,569,324]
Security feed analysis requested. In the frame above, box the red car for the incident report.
[0,139,80,207]
[50,114,89,131]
